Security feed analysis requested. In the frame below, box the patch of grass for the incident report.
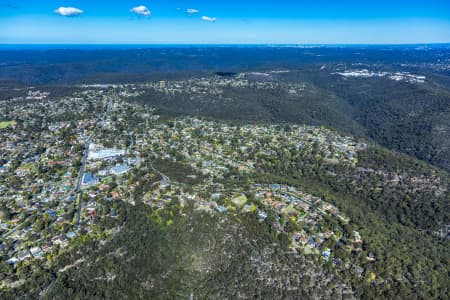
[0,121,17,129]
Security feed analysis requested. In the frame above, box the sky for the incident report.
[1,1,450,44]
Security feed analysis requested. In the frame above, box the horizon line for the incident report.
[1,42,450,49]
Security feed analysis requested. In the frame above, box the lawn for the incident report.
[0,121,17,129]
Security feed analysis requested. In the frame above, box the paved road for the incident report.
[2,219,23,239]
[75,135,93,226]
[75,99,112,228]
[149,160,171,185]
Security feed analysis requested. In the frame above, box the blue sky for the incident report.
[1,1,450,44]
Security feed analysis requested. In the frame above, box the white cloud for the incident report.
[130,5,151,16]
[187,8,199,15]
[202,16,217,22]
[54,7,83,17]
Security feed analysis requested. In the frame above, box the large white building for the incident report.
[88,144,125,160]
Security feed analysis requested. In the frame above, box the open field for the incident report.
[0,121,17,129]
